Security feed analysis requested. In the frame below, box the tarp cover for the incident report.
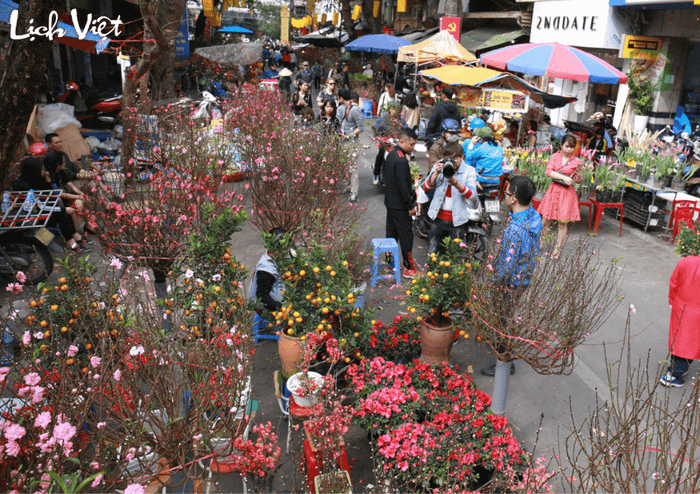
[398,30,477,65]
[194,42,262,65]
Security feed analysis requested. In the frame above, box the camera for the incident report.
[442,157,456,179]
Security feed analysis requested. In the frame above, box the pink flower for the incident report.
[487,264,494,271]
[630,304,636,314]
[90,356,101,368]
[35,411,51,429]
[113,369,121,381]
[91,474,104,488]
[23,372,40,386]
[5,440,20,457]
[53,422,76,442]
[14,272,26,283]
[21,331,30,345]
[124,484,146,494]
[5,283,22,294]
[110,258,123,270]
[5,424,25,441]
[67,345,79,357]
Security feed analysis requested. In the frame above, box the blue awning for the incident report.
[0,0,110,54]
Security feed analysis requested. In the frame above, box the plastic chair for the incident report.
[578,199,593,232]
[252,312,279,343]
[670,200,697,237]
[361,100,373,118]
[672,206,700,238]
[369,238,402,287]
[590,197,624,236]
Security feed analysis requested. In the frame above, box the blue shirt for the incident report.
[463,141,503,185]
[261,68,279,79]
[494,207,543,287]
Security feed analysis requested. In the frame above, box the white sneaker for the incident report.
[373,175,379,185]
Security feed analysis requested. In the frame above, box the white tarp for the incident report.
[194,42,262,65]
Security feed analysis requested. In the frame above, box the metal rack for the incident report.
[0,190,61,232]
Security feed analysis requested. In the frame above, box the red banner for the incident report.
[440,17,461,42]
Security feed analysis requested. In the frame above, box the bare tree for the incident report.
[144,0,185,102]
[0,0,64,190]
[121,0,177,185]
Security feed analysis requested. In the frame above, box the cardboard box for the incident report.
[55,124,91,163]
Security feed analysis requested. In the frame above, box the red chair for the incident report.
[578,199,593,232]
[670,200,697,237]
[590,197,624,236]
[672,206,700,238]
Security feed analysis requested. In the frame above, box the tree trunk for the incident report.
[340,0,357,41]
[0,0,64,191]
[445,0,461,18]
[144,0,185,103]
[122,0,178,186]
[362,0,381,34]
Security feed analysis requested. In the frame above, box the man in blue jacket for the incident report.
[482,175,543,376]
[463,126,503,188]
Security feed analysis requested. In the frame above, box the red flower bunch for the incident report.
[360,314,421,363]
[348,358,530,492]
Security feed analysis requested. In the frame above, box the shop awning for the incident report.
[0,0,110,54]
[419,65,577,109]
[398,30,477,65]
[460,27,528,53]
[609,0,696,7]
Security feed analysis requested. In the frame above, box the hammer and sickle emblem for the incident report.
[447,22,456,31]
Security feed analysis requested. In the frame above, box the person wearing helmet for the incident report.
[425,87,462,137]
[464,126,503,188]
[428,118,461,169]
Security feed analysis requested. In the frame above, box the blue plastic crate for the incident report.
[82,131,112,140]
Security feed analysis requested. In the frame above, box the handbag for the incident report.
[551,156,576,187]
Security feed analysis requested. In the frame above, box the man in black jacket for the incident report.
[384,128,418,278]
[425,87,462,137]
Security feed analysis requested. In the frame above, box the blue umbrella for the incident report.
[345,34,411,54]
[219,25,254,34]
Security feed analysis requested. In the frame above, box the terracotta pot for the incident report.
[278,332,305,378]
[419,315,454,365]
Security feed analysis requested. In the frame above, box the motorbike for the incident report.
[58,81,122,128]
[477,183,503,237]
[413,178,488,260]
[0,229,53,285]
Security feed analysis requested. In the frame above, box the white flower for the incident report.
[129,345,145,356]
[185,269,194,279]
[630,304,636,314]
[212,274,221,281]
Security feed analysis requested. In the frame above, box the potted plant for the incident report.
[405,238,478,364]
[676,222,700,257]
[628,72,654,135]
[358,314,421,365]
[575,161,595,201]
[287,370,324,407]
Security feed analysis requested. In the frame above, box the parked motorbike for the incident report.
[59,81,121,128]
[477,183,502,237]
[0,229,53,285]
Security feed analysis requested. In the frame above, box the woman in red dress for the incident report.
[538,134,582,255]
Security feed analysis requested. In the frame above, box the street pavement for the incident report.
[0,119,687,493]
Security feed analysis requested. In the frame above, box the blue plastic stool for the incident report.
[362,100,373,118]
[253,312,280,343]
[370,238,402,287]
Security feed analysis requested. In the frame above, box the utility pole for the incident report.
[445,0,461,18]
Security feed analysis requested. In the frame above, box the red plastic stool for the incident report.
[589,198,624,236]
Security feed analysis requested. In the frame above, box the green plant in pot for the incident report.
[676,222,700,258]
[628,72,654,116]
[405,238,478,365]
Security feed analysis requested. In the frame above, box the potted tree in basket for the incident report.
[628,71,654,136]
[405,238,478,365]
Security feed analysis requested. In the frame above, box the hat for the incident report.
[28,143,47,156]
[337,88,352,101]
[302,61,309,66]
[279,68,293,77]
[474,126,493,139]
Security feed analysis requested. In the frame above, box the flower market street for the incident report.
[193,129,684,493]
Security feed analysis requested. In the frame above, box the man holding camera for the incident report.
[422,142,478,255]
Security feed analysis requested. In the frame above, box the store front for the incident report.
[528,0,633,127]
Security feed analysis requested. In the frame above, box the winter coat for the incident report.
[668,255,700,359]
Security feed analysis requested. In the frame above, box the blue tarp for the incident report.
[345,34,411,54]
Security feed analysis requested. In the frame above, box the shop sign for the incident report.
[531,0,633,50]
[460,88,527,112]
[175,5,189,61]
[280,7,290,44]
[621,35,662,60]
[439,17,461,42]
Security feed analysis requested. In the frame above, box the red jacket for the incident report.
[669,255,700,359]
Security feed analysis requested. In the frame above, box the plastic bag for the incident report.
[36,103,81,137]
[84,136,100,153]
